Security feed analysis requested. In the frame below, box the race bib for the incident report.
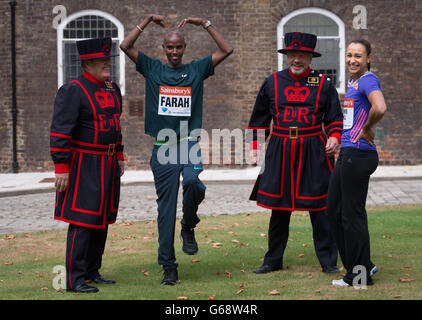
[158,86,191,117]
[343,98,354,130]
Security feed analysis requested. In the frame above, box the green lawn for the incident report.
[1,204,421,300]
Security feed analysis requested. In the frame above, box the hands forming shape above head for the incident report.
[149,14,206,29]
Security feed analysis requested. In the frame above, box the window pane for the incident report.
[91,18,97,29]
[312,38,339,87]
[62,14,120,85]
[63,42,82,82]
[282,13,340,87]
[110,41,119,84]
[63,16,118,39]
[284,13,338,36]
[63,41,120,85]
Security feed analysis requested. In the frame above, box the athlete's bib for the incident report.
[158,86,192,117]
[343,98,354,130]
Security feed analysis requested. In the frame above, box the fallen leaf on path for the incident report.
[191,259,201,263]
[268,290,280,295]
[176,296,189,300]
[208,294,216,300]
[236,289,244,295]
[140,269,149,276]
[212,242,223,248]
[399,278,415,283]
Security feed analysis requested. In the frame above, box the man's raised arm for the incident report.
[178,18,233,67]
[120,14,170,64]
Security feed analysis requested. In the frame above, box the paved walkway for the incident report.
[1,167,422,235]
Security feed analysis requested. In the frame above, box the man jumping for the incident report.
[120,14,233,285]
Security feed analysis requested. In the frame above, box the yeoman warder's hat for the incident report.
[76,37,119,60]
[278,32,321,57]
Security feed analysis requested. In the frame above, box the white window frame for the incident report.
[56,9,125,95]
[277,7,345,94]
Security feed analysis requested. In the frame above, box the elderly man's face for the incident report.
[84,57,111,81]
[287,51,313,76]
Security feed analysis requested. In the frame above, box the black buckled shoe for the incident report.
[253,264,283,274]
[180,227,198,255]
[88,275,116,284]
[322,266,340,273]
[161,268,178,286]
[67,283,99,293]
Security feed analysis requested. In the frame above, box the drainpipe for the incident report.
[10,1,18,173]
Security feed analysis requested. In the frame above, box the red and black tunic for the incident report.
[50,72,124,228]
[248,68,343,211]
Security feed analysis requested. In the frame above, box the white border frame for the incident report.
[56,9,125,95]
[277,7,345,94]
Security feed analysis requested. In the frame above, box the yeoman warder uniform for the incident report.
[248,33,343,273]
[50,37,123,292]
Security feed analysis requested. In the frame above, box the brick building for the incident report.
[1,0,421,173]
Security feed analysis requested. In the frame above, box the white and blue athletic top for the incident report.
[341,71,381,151]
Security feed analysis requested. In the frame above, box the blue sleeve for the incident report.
[359,73,381,98]
[191,55,214,80]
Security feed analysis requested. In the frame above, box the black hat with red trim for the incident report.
[278,32,321,57]
[76,37,119,60]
